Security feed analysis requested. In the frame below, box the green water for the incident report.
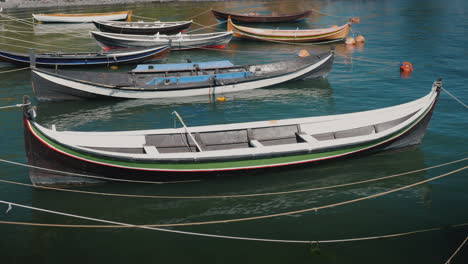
[0,0,467,263]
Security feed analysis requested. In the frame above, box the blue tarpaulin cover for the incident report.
[146,71,252,85]
[133,60,234,72]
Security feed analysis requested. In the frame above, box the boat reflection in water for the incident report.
[35,78,333,130]
[33,23,95,36]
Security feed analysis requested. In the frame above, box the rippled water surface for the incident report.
[0,0,467,263]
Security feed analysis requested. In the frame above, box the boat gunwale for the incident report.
[27,86,438,164]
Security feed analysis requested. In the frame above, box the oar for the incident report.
[172,111,203,152]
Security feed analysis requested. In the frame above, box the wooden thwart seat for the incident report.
[143,145,159,156]
[296,132,319,144]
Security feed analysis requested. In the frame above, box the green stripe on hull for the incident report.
[30,104,430,171]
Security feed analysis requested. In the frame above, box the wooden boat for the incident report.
[22,79,442,186]
[93,20,193,35]
[90,31,233,50]
[227,18,351,43]
[0,46,170,67]
[211,9,312,23]
[32,11,132,23]
[30,50,334,100]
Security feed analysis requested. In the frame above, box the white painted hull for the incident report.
[32,53,333,100]
[33,13,128,23]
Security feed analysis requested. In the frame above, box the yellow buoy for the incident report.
[355,35,366,43]
[297,49,310,58]
[216,97,226,102]
[110,65,119,70]
[345,37,356,45]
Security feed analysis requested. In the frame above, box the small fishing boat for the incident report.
[227,18,351,43]
[211,9,312,23]
[30,49,334,100]
[93,20,193,35]
[90,31,233,50]
[22,79,442,186]
[0,46,170,67]
[32,11,132,23]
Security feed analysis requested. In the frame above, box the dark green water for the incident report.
[0,0,467,263]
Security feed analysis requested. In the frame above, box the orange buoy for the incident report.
[110,65,119,70]
[355,35,366,43]
[345,37,356,45]
[400,62,413,72]
[331,25,338,28]
[297,49,310,57]
[216,97,226,102]
[349,17,360,24]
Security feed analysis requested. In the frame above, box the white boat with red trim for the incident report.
[22,79,442,186]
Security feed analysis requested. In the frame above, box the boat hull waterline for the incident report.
[93,20,192,35]
[22,79,442,186]
[211,9,312,23]
[33,11,132,23]
[91,31,233,50]
[0,46,170,67]
[227,18,351,43]
[30,51,334,100]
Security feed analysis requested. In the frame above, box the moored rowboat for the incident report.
[30,50,334,100]
[32,11,132,23]
[211,9,312,23]
[227,18,351,43]
[22,79,442,186]
[0,46,170,67]
[90,31,233,50]
[93,20,192,35]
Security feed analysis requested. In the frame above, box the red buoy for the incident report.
[400,62,413,72]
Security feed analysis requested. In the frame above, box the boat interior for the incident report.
[33,93,431,159]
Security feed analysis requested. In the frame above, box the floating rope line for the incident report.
[0,35,82,51]
[0,66,30,75]
[309,8,350,18]
[186,9,212,20]
[0,203,467,245]
[0,166,464,229]
[0,158,198,185]
[1,29,28,37]
[131,14,156,20]
[189,21,227,33]
[0,103,30,109]
[445,236,468,264]
[335,62,400,77]
[0,42,54,52]
[195,45,397,66]
[442,88,468,109]
[0,157,465,199]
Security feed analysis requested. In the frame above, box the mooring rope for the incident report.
[0,66,30,75]
[186,9,212,20]
[309,8,350,18]
[189,21,226,33]
[131,14,156,20]
[0,35,82,51]
[0,103,30,109]
[444,236,468,264]
[0,166,464,229]
[442,88,468,109]
[0,157,465,199]
[0,42,54,52]
[0,217,466,245]
[0,158,198,185]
